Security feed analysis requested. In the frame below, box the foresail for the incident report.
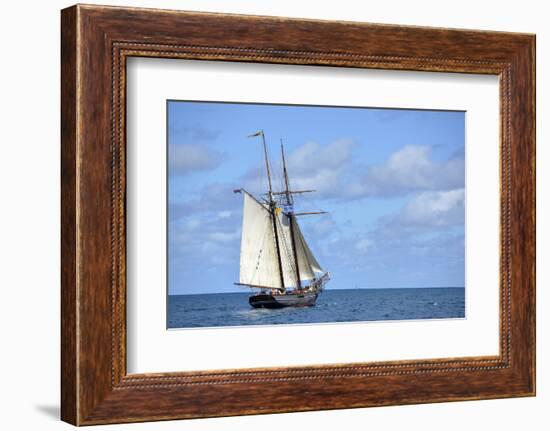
[239,193,282,288]
[275,212,322,285]
[293,219,324,275]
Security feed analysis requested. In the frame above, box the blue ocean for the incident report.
[167,287,465,329]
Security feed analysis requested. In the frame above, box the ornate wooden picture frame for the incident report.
[61,4,535,425]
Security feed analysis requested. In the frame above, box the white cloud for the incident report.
[285,139,354,197]
[355,238,372,253]
[169,211,241,267]
[207,229,241,243]
[383,189,465,231]
[310,217,337,237]
[168,141,466,280]
[169,143,222,175]
[238,139,354,199]
[401,189,465,227]
[184,218,201,230]
[170,183,241,220]
[288,140,354,171]
[170,124,221,141]
[348,145,464,198]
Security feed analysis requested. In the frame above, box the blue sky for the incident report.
[168,101,465,295]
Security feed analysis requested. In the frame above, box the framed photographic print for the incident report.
[61,4,535,425]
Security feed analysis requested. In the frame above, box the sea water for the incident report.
[167,287,465,329]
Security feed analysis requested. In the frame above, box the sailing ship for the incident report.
[234,130,330,309]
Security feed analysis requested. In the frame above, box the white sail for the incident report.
[292,218,324,275]
[239,193,282,288]
[274,212,298,287]
[275,212,323,286]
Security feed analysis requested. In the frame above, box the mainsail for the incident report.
[239,193,282,289]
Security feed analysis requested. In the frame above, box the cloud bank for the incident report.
[169,138,465,292]
[169,144,222,175]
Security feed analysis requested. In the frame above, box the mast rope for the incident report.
[249,221,271,285]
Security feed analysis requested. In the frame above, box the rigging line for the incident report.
[234,282,285,291]
[259,131,274,199]
[280,139,293,208]
[259,152,268,200]
[251,133,268,201]
[239,189,271,213]
[249,221,271,284]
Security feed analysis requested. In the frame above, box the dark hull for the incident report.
[249,292,318,309]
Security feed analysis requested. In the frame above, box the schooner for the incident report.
[234,130,330,309]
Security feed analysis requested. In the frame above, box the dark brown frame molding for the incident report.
[61,4,535,425]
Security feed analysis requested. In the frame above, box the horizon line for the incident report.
[168,286,465,296]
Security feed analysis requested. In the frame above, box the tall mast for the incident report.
[248,130,274,202]
[281,141,302,289]
[248,130,285,290]
[281,139,292,208]
[271,209,286,291]
[289,216,302,289]
[260,131,274,202]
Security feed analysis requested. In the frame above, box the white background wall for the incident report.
[0,1,546,430]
